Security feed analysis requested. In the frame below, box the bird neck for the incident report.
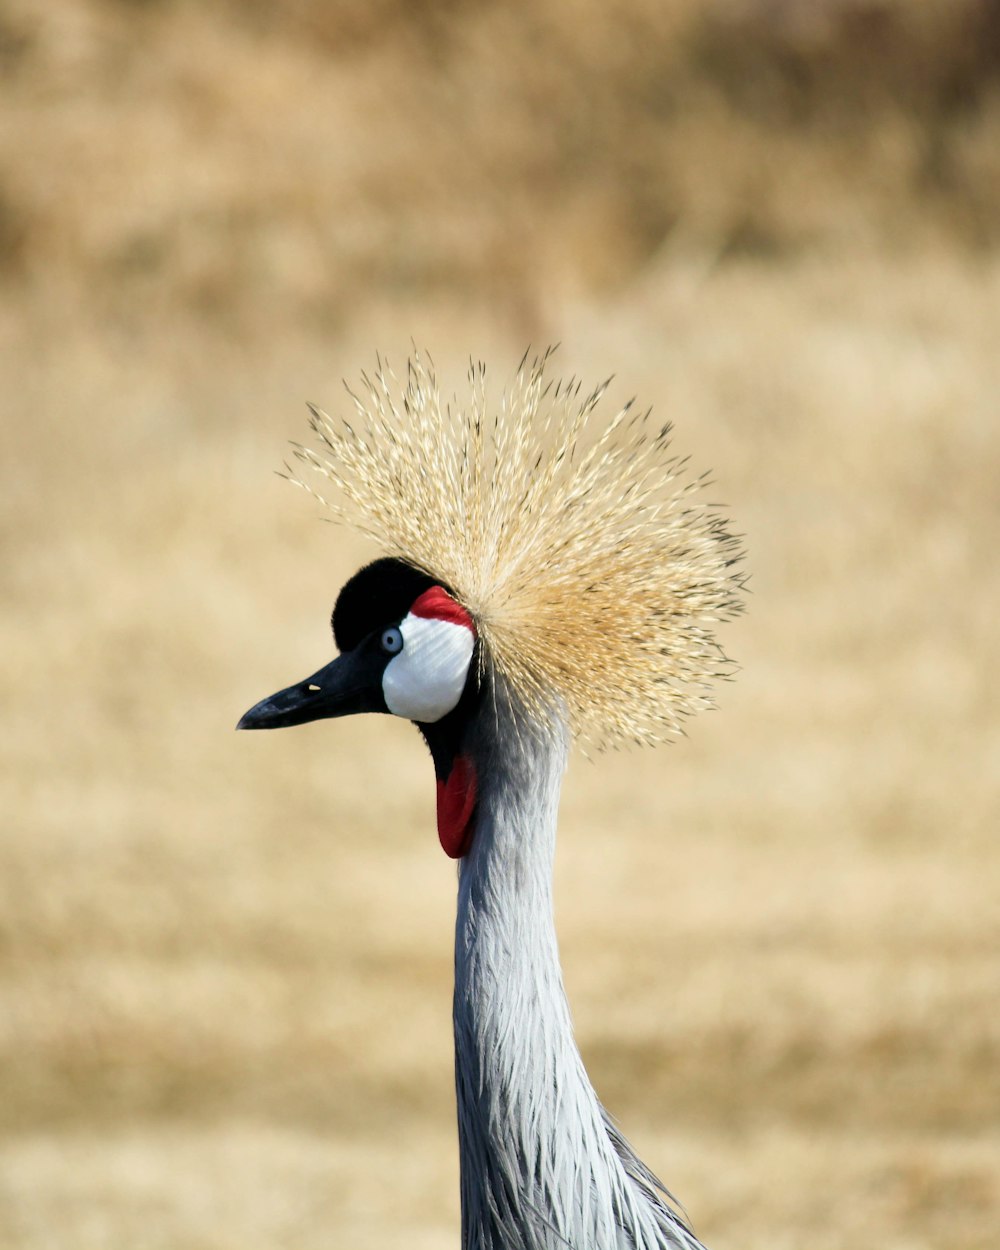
[451,682,676,1250]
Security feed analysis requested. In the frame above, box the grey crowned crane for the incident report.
[239,350,745,1249]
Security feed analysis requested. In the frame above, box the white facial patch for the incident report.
[382,613,475,723]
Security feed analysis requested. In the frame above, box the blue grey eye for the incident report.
[380,627,403,655]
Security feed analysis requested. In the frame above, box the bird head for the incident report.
[237,557,483,857]
[238,350,745,857]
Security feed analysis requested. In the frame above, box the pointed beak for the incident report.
[236,649,386,730]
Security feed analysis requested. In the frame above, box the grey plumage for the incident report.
[454,673,706,1250]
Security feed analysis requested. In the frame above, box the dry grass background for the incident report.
[1,1,999,1247]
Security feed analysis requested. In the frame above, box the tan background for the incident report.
[1,1,998,1247]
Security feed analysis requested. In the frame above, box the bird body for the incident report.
[239,351,743,1248]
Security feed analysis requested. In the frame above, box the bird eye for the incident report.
[380,626,403,655]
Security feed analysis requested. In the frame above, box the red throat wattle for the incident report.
[436,754,477,858]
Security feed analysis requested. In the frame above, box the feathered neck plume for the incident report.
[289,348,744,750]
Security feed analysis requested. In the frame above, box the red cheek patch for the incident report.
[436,754,478,858]
[409,586,477,635]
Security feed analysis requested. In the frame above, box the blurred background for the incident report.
[1,1,998,1247]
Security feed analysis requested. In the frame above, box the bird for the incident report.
[238,348,745,1250]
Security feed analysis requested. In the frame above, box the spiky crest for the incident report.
[288,349,744,750]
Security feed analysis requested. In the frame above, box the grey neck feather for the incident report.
[452,675,708,1250]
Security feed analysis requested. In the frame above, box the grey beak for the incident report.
[237,648,388,730]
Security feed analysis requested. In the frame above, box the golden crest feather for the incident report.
[288,348,745,750]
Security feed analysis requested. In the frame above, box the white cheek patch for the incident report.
[382,614,475,723]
